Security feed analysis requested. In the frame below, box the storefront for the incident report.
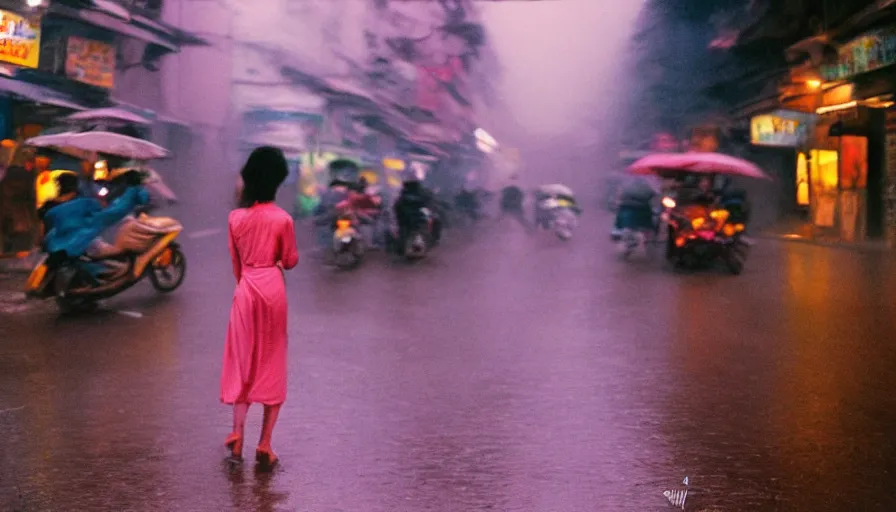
[799,94,885,242]
[750,110,814,197]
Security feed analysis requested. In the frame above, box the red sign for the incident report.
[415,56,464,115]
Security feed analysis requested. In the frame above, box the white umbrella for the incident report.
[24,131,96,160]
[26,131,169,160]
[65,108,152,125]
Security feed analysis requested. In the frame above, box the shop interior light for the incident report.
[816,100,857,114]
[806,79,822,89]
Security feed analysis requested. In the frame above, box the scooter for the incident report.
[331,212,365,270]
[25,212,186,313]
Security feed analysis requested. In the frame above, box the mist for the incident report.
[479,0,645,189]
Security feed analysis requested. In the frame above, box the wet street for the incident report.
[2,212,896,511]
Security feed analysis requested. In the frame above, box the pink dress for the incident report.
[220,203,299,405]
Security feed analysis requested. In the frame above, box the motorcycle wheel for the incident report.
[725,240,748,275]
[404,233,428,260]
[334,240,363,269]
[619,230,635,260]
[150,247,187,292]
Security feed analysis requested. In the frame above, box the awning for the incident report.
[0,77,87,110]
[91,0,131,20]
[66,107,153,125]
[110,99,192,127]
[50,4,178,52]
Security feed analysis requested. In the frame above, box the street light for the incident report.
[25,0,43,7]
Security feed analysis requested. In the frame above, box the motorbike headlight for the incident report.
[710,209,730,224]
[662,196,676,209]
[98,187,109,197]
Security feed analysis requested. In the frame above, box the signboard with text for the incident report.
[750,110,814,147]
[821,26,896,81]
[0,10,40,68]
[65,37,115,89]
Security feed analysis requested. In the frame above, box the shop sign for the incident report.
[0,10,40,69]
[750,110,813,147]
[65,37,115,89]
[821,26,896,81]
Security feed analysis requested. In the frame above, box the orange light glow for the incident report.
[675,237,686,247]
[710,209,730,223]
[336,219,352,231]
[807,79,821,89]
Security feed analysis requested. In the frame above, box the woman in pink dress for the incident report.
[221,146,299,469]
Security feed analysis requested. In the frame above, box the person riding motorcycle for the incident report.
[313,160,360,247]
[611,177,656,240]
[534,184,580,228]
[392,174,441,252]
[41,171,150,278]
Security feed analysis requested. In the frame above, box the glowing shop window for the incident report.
[810,149,839,193]
[796,152,810,206]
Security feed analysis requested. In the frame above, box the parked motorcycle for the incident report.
[662,196,748,274]
[25,212,186,313]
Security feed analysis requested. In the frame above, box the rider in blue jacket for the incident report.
[43,173,149,276]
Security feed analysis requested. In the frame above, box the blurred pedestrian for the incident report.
[221,146,299,470]
[499,174,532,232]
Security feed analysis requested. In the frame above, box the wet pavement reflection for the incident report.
[2,214,896,511]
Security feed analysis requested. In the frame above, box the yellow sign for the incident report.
[382,158,405,171]
[0,10,40,68]
[66,36,115,89]
[750,114,801,147]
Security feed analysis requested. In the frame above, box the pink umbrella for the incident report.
[628,152,771,179]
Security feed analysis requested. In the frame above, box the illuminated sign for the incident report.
[821,27,896,81]
[750,110,815,147]
[382,157,405,171]
[0,10,40,68]
[66,37,115,89]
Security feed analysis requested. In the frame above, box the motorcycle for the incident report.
[401,206,438,261]
[535,185,580,241]
[331,209,366,270]
[25,211,186,313]
[661,195,748,274]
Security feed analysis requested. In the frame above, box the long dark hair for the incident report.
[239,146,288,207]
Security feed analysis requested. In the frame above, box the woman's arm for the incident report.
[228,219,242,282]
[280,218,299,270]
